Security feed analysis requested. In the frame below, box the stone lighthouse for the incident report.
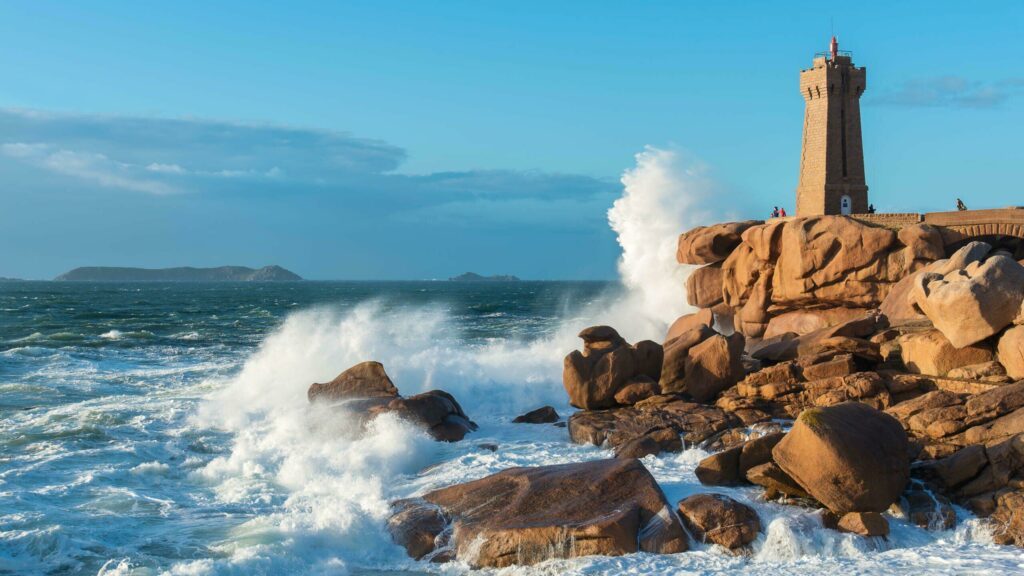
[796,37,868,216]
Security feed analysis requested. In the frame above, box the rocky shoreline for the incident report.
[306,215,1024,567]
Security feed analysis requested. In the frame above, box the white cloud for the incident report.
[0,108,615,225]
[2,142,176,195]
[145,162,186,174]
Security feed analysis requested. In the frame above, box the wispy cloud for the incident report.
[0,108,616,229]
[2,142,177,194]
[872,76,1024,108]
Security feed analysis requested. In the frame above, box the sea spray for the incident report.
[608,146,712,342]
[186,146,714,571]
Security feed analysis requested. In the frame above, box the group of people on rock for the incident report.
[770,206,787,218]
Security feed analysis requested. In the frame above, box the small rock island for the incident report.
[448,272,521,282]
[55,265,302,282]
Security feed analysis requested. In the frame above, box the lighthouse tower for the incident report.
[796,37,868,216]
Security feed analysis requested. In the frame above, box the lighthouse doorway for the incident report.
[840,195,852,215]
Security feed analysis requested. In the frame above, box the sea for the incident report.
[4,148,1024,575]
[1,280,1022,576]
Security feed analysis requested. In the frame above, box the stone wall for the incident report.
[850,213,923,230]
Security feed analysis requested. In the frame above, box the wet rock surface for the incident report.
[307,361,399,402]
[512,405,559,424]
[676,493,760,550]
[563,326,663,409]
[772,402,910,514]
[308,362,477,442]
[568,395,740,452]
[387,459,688,567]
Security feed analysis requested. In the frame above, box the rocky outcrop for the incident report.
[660,326,745,402]
[387,459,688,567]
[837,511,889,537]
[772,403,909,514]
[880,242,992,324]
[615,427,682,459]
[686,264,726,310]
[677,221,761,265]
[990,490,1024,546]
[763,307,873,339]
[898,329,994,377]
[307,361,400,402]
[569,395,739,454]
[366,390,478,442]
[912,254,1024,348]
[676,493,760,550]
[746,462,810,499]
[674,217,949,339]
[695,432,784,486]
[666,309,716,341]
[563,326,663,409]
[308,362,476,442]
[513,406,559,424]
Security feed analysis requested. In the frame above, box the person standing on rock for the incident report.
[771,207,780,218]
[779,207,787,217]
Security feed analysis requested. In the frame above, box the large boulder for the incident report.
[998,325,1024,380]
[745,462,810,499]
[680,332,746,402]
[388,459,689,567]
[307,361,400,402]
[695,446,742,486]
[771,216,901,308]
[898,329,994,376]
[513,406,559,424]
[898,223,946,262]
[614,378,660,405]
[677,220,760,265]
[763,307,873,339]
[660,325,744,403]
[772,402,910,514]
[676,493,760,550]
[837,511,890,537]
[912,254,1024,348]
[695,432,784,486]
[990,490,1024,546]
[880,242,993,325]
[308,363,477,442]
[367,390,478,442]
[666,309,715,341]
[660,325,715,392]
[686,264,726,310]
[563,326,663,409]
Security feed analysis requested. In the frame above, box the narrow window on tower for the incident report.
[840,108,848,178]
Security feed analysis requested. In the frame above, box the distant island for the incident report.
[448,272,521,282]
[0,277,24,282]
[55,265,302,282]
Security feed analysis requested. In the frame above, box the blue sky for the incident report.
[1,1,1022,279]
